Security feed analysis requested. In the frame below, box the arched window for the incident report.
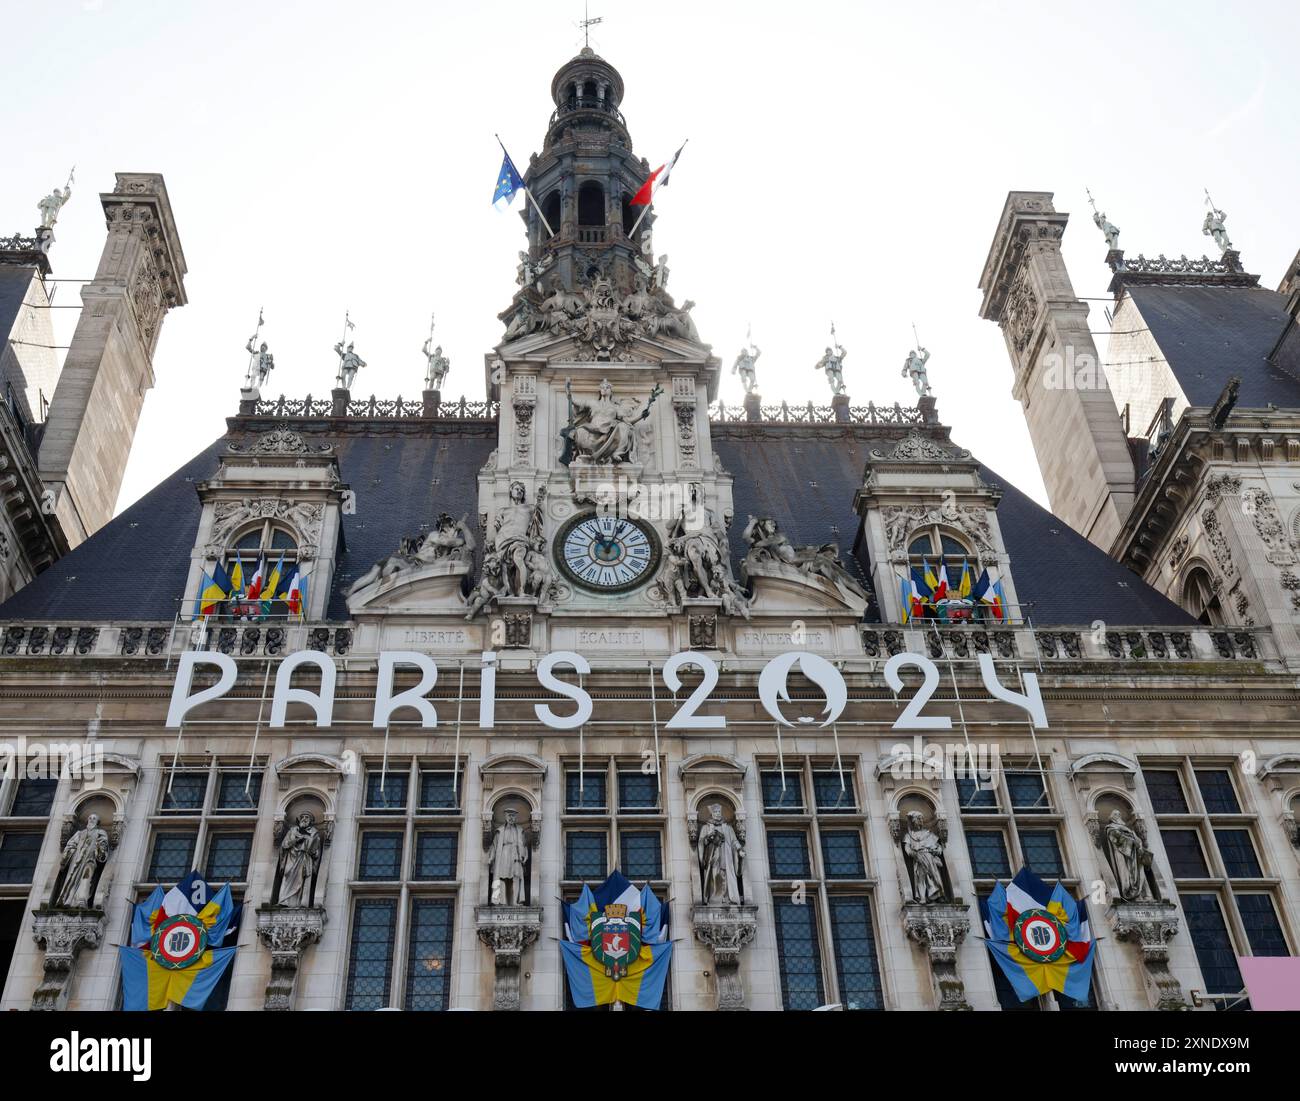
[906,527,986,621]
[1181,565,1223,626]
[542,190,562,235]
[578,182,605,226]
[223,521,299,619]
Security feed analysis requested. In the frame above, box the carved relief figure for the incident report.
[902,811,948,903]
[275,812,324,907]
[561,378,662,465]
[52,813,109,909]
[740,516,870,601]
[695,803,744,905]
[465,552,509,620]
[487,808,530,906]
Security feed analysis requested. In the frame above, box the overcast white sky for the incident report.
[3,0,1297,515]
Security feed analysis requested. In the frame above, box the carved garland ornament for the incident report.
[208,498,324,560]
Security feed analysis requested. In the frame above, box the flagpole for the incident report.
[496,133,555,238]
[627,138,688,240]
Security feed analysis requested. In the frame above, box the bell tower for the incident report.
[516,48,653,296]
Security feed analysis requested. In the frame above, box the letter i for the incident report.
[479,651,497,729]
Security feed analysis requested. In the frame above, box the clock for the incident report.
[556,512,661,593]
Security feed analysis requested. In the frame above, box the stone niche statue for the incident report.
[899,809,950,904]
[1097,805,1154,903]
[486,807,532,906]
[50,812,110,910]
[272,810,326,907]
[691,802,745,905]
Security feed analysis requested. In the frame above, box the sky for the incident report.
[2,0,1297,515]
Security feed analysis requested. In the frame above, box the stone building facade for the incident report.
[0,52,1297,1013]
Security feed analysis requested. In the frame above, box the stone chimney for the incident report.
[38,173,187,546]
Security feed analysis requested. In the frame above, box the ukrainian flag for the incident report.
[194,568,229,617]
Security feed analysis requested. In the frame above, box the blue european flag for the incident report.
[492,149,525,210]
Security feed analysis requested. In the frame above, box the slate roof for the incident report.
[713,427,1195,627]
[1,418,1194,627]
[1128,285,1300,408]
[0,267,32,343]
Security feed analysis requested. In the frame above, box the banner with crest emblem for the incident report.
[559,871,673,1009]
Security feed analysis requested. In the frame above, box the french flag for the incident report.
[630,141,687,206]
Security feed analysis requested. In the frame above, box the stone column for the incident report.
[691,903,759,1010]
[831,392,850,422]
[1111,900,1188,1010]
[423,388,441,417]
[30,907,106,1011]
[902,901,973,1010]
[255,906,327,1011]
[331,388,350,417]
[475,905,543,1010]
[743,391,761,422]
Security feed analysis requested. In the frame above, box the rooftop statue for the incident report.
[333,340,366,389]
[37,168,74,229]
[1202,202,1232,254]
[1086,188,1120,250]
[814,327,847,396]
[422,339,450,392]
[901,345,931,398]
[733,337,761,395]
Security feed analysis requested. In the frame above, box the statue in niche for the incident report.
[487,808,530,906]
[901,811,948,903]
[814,334,848,396]
[693,803,745,905]
[274,811,324,907]
[51,813,109,909]
[1101,809,1153,902]
[560,377,662,465]
[901,346,931,397]
[491,482,547,598]
[733,340,761,394]
[333,340,366,389]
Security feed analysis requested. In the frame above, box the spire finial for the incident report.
[579,1,602,49]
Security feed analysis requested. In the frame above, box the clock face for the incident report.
[556,513,661,593]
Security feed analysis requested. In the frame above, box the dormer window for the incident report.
[906,527,997,622]
[221,522,299,619]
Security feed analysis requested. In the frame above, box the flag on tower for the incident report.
[492,146,526,211]
[630,141,687,206]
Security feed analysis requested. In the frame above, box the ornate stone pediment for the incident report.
[227,425,333,456]
[872,429,966,463]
